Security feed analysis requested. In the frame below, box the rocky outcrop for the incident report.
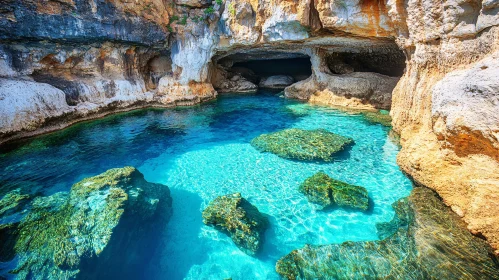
[211,65,258,93]
[0,0,218,145]
[259,75,294,89]
[299,172,369,210]
[251,128,354,162]
[276,187,499,279]
[202,193,268,256]
[387,0,499,254]
[2,167,172,279]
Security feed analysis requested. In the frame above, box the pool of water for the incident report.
[0,92,413,279]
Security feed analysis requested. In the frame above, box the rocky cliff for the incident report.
[0,0,498,254]
[387,0,499,254]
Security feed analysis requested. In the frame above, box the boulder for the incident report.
[259,75,294,89]
[299,172,369,210]
[202,193,268,256]
[10,167,172,279]
[211,66,258,94]
[251,128,353,162]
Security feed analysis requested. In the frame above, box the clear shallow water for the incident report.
[0,92,413,279]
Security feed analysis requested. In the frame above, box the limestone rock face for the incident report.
[10,167,172,279]
[286,71,399,110]
[202,193,269,256]
[387,0,499,254]
[299,172,369,211]
[259,75,294,89]
[276,187,499,279]
[251,128,354,162]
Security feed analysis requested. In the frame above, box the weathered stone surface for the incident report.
[10,167,172,279]
[276,187,499,279]
[211,65,258,93]
[0,0,170,44]
[202,193,268,256]
[299,172,369,210]
[251,128,353,162]
[259,75,294,89]
[285,60,399,110]
[388,0,499,254]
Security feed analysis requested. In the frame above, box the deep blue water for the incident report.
[0,92,412,279]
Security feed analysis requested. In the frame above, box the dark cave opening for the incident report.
[211,52,313,92]
[325,51,406,77]
[232,57,313,82]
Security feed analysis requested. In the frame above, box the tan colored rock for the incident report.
[389,0,499,252]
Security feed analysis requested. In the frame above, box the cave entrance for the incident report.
[325,50,405,77]
[211,51,312,93]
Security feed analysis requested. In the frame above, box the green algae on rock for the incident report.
[299,172,369,211]
[0,189,32,262]
[202,193,269,256]
[276,187,499,279]
[0,189,31,229]
[251,128,353,162]
[11,167,172,279]
[362,110,392,127]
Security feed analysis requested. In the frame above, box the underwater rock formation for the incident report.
[10,167,172,279]
[276,187,499,279]
[299,172,369,211]
[251,128,353,162]
[202,193,268,256]
[362,110,392,127]
[0,189,32,261]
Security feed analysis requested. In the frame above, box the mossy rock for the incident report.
[11,167,172,279]
[202,193,269,256]
[276,187,499,279]
[362,110,392,127]
[251,128,353,162]
[299,172,369,211]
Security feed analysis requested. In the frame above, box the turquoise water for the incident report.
[0,92,412,279]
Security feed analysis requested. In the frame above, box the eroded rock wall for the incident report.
[387,0,499,254]
[0,0,217,144]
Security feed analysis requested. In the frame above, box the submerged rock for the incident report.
[0,189,32,262]
[299,172,369,211]
[202,193,268,256]
[276,187,499,279]
[0,189,31,229]
[10,167,172,279]
[251,128,353,162]
[362,110,392,127]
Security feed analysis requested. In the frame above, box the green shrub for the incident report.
[205,6,215,15]
[179,15,188,25]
